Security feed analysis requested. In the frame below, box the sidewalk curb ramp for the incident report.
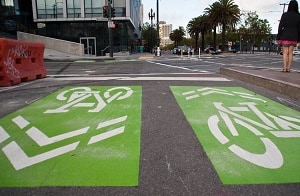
[220,67,300,100]
[0,38,47,87]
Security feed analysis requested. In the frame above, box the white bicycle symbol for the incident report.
[208,102,300,169]
[45,86,133,113]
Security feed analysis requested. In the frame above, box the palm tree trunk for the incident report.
[213,26,217,51]
[195,33,199,53]
[201,31,205,51]
[222,23,226,51]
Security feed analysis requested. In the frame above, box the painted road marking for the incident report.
[147,60,200,72]
[138,56,153,60]
[51,76,230,81]
[171,86,300,184]
[0,86,141,187]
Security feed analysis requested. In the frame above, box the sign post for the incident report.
[108,0,113,57]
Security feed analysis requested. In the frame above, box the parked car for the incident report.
[211,49,222,55]
[229,48,237,53]
[293,49,300,55]
[172,48,178,54]
[204,47,222,55]
[280,48,300,55]
[204,47,214,54]
[175,46,192,55]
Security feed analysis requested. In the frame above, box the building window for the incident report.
[84,0,102,18]
[114,7,126,17]
[67,0,81,18]
[36,0,63,19]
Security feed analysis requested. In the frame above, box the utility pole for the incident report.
[280,3,289,13]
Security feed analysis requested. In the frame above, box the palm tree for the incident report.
[187,15,210,53]
[205,2,220,51]
[169,26,185,47]
[205,0,240,51]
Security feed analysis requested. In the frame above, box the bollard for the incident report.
[157,47,161,57]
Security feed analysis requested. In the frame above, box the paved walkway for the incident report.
[220,66,300,100]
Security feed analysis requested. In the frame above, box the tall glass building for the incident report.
[0,0,142,55]
[0,0,35,38]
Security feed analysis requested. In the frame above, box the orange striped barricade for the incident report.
[0,38,46,87]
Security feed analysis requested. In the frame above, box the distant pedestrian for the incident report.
[276,0,300,72]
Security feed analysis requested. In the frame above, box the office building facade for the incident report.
[159,21,172,47]
[1,0,142,55]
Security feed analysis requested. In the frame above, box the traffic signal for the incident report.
[112,23,118,29]
[111,7,116,17]
[103,6,108,18]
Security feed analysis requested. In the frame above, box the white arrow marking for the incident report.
[0,126,10,144]
[88,126,125,145]
[26,127,90,146]
[12,116,30,129]
[97,116,127,129]
[2,141,79,170]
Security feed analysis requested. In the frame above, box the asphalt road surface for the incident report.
[0,52,299,195]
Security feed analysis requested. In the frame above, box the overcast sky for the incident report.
[142,0,293,34]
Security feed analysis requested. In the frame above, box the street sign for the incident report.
[108,21,113,28]
[171,86,300,184]
[0,86,142,187]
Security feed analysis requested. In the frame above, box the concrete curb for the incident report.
[220,67,300,100]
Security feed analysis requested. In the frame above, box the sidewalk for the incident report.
[43,48,115,61]
[220,66,300,100]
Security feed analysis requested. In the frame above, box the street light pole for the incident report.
[156,0,159,47]
[148,9,155,53]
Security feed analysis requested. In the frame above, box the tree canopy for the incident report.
[169,26,185,47]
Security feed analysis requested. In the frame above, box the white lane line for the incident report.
[146,60,200,72]
[47,72,211,78]
[52,76,230,82]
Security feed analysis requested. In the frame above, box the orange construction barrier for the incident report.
[0,38,46,87]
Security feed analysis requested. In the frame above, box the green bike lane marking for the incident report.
[0,86,141,187]
[171,86,300,184]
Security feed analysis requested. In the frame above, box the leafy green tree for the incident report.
[169,26,185,47]
[205,2,220,50]
[187,15,210,52]
[205,0,240,51]
[142,22,157,52]
[242,12,272,52]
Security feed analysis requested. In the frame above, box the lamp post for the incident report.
[156,0,160,47]
[148,8,155,53]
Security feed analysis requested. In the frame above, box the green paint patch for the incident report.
[171,86,300,184]
[0,86,141,187]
